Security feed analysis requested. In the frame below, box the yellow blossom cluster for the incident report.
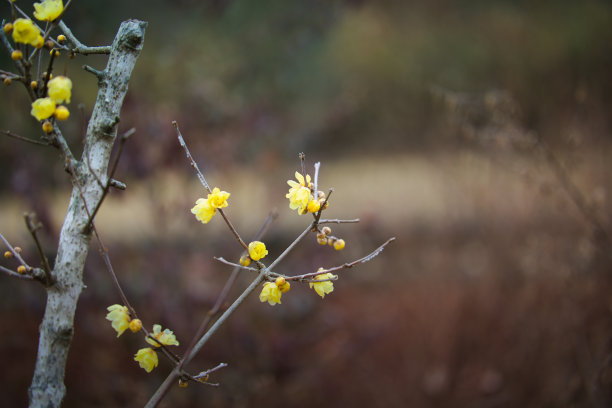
[191,187,230,224]
[106,304,179,373]
[286,171,327,215]
[30,76,72,124]
[259,277,291,306]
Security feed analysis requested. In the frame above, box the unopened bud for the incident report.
[42,121,54,134]
[333,239,345,251]
[3,251,12,259]
[321,226,331,235]
[307,200,320,213]
[17,265,27,274]
[14,247,21,254]
[30,81,38,90]
[178,379,189,388]
[3,77,12,86]
[57,34,66,43]
[239,254,251,267]
[3,23,13,34]
[129,318,142,333]
[11,49,23,60]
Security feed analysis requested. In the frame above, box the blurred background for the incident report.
[1,0,612,406]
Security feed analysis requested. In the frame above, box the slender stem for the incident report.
[174,121,211,193]
[289,237,395,281]
[145,272,265,408]
[24,213,52,281]
[268,223,313,271]
[313,161,320,196]
[58,21,111,55]
[318,218,360,224]
[1,130,49,146]
[0,265,34,280]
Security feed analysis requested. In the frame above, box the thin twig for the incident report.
[24,213,52,280]
[318,218,360,224]
[174,121,211,192]
[288,237,396,281]
[0,265,34,280]
[213,257,258,272]
[268,223,313,271]
[1,130,49,146]
[313,161,320,197]
[84,128,134,229]
[175,210,278,380]
[175,121,249,250]
[58,21,111,55]
[145,272,266,408]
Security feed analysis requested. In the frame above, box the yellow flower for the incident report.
[286,172,313,214]
[31,97,56,121]
[33,0,64,22]
[191,198,216,224]
[309,270,336,298]
[259,282,282,306]
[307,199,320,213]
[248,241,268,261]
[146,324,179,347]
[134,348,158,373]
[47,76,72,103]
[12,18,40,46]
[106,304,131,337]
[208,187,230,209]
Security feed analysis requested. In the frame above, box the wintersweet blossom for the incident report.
[309,270,336,298]
[106,304,131,337]
[47,76,72,104]
[31,97,56,121]
[259,282,282,306]
[134,348,158,373]
[12,18,40,46]
[248,241,268,261]
[33,0,64,22]
[191,198,216,224]
[286,172,313,214]
[146,324,179,347]
[208,187,230,209]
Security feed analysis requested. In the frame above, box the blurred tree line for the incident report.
[1,0,611,189]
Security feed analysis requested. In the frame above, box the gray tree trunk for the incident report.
[28,20,146,408]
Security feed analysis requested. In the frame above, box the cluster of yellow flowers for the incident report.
[191,187,230,224]
[106,305,179,373]
[286,172,327,215]
[3,1,72,132]
[189,167,341,308]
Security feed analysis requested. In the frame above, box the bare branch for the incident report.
[58,21,111,55]
[1,130,49,146]
[288,237,396,281]
[0,264,34,280]
[214,257,258,272]
[318,218,360,224]
[24,213,52,281]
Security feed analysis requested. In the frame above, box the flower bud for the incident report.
[49,49,60,57]
[239,254,251,267]
[11,49,23,60]
[42,120,54,133]
[46,40,54,50]
[317,236,328,245]
[129,318,142,333]
[30,81,38,89]
[17,265,27,274]
[3,77,12,86]
[321,226,331,235]
[3,23,13,34]
[33,35,44,49]
[4,251,12,259]
[14,247,21,253]
[275,277,290,293]
[57,34,66,43]
[54,105,70,121]
[178,379,189,388]
[333,239,345,251]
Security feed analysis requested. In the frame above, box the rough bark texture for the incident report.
[28,20,146,408]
